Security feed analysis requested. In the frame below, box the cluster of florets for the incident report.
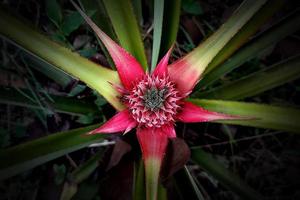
[124,75,181,128]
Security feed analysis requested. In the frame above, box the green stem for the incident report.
[145,157,161,200]
[133,159,146,200]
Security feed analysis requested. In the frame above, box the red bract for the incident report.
[72,2,241,199]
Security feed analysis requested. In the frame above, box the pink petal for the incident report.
[88,109,136,134]
[168,58,200,97]
[152,46,173,76]
[136,127,169,160]
[161,124,176,138]
[71,1,145,90]
[177,101,241,123]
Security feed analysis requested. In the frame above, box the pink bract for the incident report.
[89,46,239,139]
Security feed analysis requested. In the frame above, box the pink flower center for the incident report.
[124,75,181,128]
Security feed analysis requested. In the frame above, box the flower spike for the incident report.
[73,3,249,199]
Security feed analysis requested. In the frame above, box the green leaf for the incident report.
[0,124,104,180]
[62,10,96,36]
[191,148,263,200]
[68,84,86,97]
[173,167,205,200]
[169,0,268,79]
[80,0,117,40]
[133,160,146,200]
[60,149,104,200]
[157,184,167,200]
[198,55,300,100]
[60,182,77,200]
[76,113,96,125]
[0,87,98,116]
[51,31,67,44]
[159,0,181,58]
[201,0,284,76]
[61,11,84,36]
[45,0,63,27]
[182,166,205,200]
[190,99,300,133]
[102,0,148,70]
[0,9,124,110]
[78,47,97,58]
[151,0,165,71]
[80,0,117,68]
[182,0,203,15]
[71,149,105,184]
[23,53,74,89]
[198,8,300,87]
[131,0,143,25]
[61,10,96,36]
[53,164,67,185]
[93,91,107,109]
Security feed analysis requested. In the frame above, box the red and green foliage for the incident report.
[0,0,299,200]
